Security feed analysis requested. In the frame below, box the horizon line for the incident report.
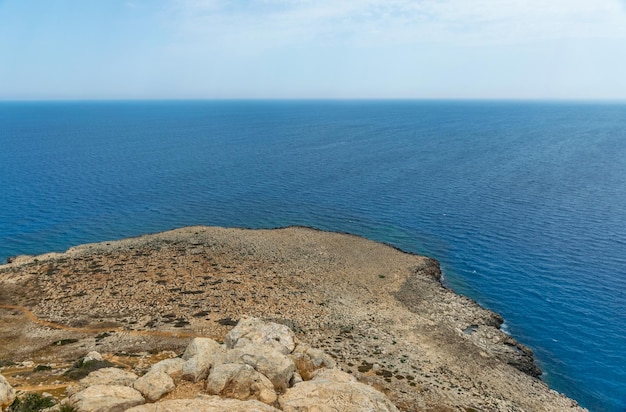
[2,97,626,104]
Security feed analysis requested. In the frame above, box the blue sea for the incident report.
[1,100,625,411]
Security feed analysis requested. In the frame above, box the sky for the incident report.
[1,0,626,100]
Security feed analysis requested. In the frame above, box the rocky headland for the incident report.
[0,226,585,411]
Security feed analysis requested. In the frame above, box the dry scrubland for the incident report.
[0,226,585,411]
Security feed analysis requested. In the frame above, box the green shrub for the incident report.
[62,358,115,380]
[8,392,55,412]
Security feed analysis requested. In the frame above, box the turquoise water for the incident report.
[1,100,625,411]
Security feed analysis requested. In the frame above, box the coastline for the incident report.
[0,226,585,411]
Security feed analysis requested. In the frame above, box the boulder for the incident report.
[133,370,175,402]
[290,344,336,380]
[181,338,226,382]
[182,354,213,383]
[67,368,138,396]
[289,371,303,386]
[219,344,295,391]
[126,396,280,412]
[279,369,399,412]
[0,374,16,411]
[69,384,145,412]
[182,338,223,360]
[149,357,186,378]
[83,351,103,362]
[226,317,296,355]
[206,363,277,404]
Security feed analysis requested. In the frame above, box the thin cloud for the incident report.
[167,0,626,51]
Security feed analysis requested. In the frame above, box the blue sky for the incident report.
[1,0,625,100]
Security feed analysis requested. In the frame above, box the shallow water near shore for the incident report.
[1,100,625,411]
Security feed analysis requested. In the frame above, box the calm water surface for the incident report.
[1,101,625,411]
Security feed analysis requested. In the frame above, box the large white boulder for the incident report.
[226,317,296,355]
[182,338,223,360]
[69,384,145,412]
[181,338,226,382]
[126,396,280,412]
[0,374,16,411]
[218,344,295,391]
[67,367,138,396]
[133,370,176,402]
[206,363,277,404]
[149,357,186,378]
[182,353,213,383]
[279,369,399,412]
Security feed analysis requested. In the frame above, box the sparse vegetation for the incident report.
[63,358,115,380]
[8,392,55,412]
[51,339,78,346]
[0,359,16,367]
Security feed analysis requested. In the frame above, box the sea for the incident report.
[0,100,625,411]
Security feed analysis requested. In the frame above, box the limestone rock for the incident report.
[206,363,277,404]
[182,354,213,383]
[126,396,280,412]
[219,344,295,391]
[279,369,399,412]
[182,338,223,360]
[290,371,303,386]
[149,357,186,378]
[312,368,356,383]
[84,351,103,362]
[290,344,336,380]
[67,368,138,396]
[133,370,175,402]
[0,374,16,411]
[69,384,145,412]
[226,317,296,355]
[181,338,225,382]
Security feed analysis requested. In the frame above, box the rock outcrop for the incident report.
[127,396,280,412]
[133,370,176,402]
[0,374,16,412]
[148,358,186,378]
[206,363,277,404]
[66,367,139,396]
[60,318,398,412]
[181,338,225,383]
[68,384,145,412]
[226,317,296,355]
[279,369,400,412]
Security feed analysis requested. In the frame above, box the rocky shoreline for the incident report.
[0,226,585,411]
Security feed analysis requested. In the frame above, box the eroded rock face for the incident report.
[279,369,400,412]
[206,363,277,404]
[218,344,295,391]
[133,370,176,402]
[67,367,139,396]
[69,384,145,412]
[126,396,280,412]
[0,373,16,411]
[226,316,296,355]
[290,344,336,380]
